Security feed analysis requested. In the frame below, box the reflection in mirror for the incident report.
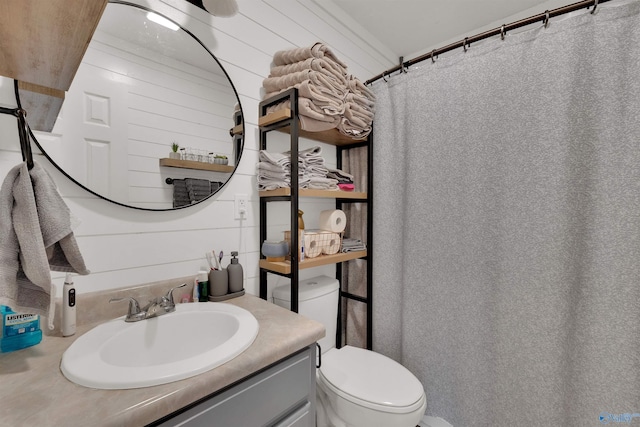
[28,1,243,210]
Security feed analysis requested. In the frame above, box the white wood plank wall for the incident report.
[0,0,394,302]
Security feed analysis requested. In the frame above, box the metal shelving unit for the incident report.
[258,87,373,349]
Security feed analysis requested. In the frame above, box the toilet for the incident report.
[272,275,427,427]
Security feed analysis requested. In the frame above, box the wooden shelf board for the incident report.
[231,124,243,135]
[159,158,234,173]
[0,1,108,91]
[260,250,367,275]
[259,108,368,147]
[259,109,292,126]
[259,188,367,199]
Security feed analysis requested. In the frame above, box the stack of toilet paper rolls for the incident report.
[285,209,346,259]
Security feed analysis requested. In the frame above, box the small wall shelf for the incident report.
[159,158,234,173]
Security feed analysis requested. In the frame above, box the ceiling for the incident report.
[316,0,576,59]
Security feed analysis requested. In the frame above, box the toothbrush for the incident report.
[206,252,215,270]
[213,250,222,270]
[218,250,224,267]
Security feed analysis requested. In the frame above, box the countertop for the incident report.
[0,294,325,426]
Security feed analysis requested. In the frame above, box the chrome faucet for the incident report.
[110,283,187,322]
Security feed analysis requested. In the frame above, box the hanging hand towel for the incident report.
[0,162,89,330]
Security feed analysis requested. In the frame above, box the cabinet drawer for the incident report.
[272,402,311,427]
[155,346,315,427]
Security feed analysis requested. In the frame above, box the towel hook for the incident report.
[500,24,506,40]
[591,0,598,14]
[543,10,550,28]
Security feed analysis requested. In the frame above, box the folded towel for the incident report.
[341,237,367,252]
[263,70,347,96]
[273,42,348,69]
[265,96,340,132]
[327,167,354,184]
[257,161,289,175]
[259,150,292,167]
[269,58,347,83]
[308,177,339,190]
[0,162,89,329]
[186,178,212,202]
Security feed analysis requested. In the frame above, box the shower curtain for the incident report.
[371,2,640,426]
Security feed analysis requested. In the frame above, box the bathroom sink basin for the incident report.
[60,302,259,389]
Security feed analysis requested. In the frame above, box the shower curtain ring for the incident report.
[382,72,388,83]
[543,10,550,28]
[500,24,506,40]
[463,37,469,52]
[591,0,598,14]
[431,50,437,63]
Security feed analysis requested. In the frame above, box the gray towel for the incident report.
[0,162,89,329]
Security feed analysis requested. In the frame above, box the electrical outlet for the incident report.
[234,194,247,219]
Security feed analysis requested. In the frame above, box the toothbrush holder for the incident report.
[208,269,228,297]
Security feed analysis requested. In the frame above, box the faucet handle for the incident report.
[165,283,187,306]
[110,297,145,322]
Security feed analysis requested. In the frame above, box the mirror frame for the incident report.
[25,0,244,211]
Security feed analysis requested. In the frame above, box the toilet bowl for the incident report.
[272,276,427,427]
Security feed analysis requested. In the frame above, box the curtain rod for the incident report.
[366,0,609,85]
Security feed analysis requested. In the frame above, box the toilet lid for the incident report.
[319,346,425,411]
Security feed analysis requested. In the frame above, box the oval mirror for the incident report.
[26,0,244,210]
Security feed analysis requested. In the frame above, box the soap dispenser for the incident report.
[227,251,244,293]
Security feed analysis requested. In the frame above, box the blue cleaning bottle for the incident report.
[0,306,42,353]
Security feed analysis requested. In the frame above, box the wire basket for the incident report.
[284,229,342,259]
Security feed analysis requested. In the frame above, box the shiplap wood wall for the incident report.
[0,0,393,301]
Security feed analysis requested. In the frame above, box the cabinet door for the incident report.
[155,346,315,427]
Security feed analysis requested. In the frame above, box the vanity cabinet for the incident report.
[258,88,373,349]
[152,346,316,427]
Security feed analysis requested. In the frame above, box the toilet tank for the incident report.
[272,275,339,353]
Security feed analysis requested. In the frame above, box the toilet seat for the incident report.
[318,346,426,414]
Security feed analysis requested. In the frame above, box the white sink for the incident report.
[61,302,259,389]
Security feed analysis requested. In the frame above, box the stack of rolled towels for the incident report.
[258,146,348,191]
[262,42,375,139]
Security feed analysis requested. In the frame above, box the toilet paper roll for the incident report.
[321,232,341,255]
[318,209,347,233]
[304,233,323,258]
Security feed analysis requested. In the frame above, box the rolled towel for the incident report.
[343,102,373,130]
[347,75,376,102]
[273,42,348,69]
[337,116,371,139]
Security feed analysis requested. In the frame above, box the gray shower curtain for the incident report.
[371,2,640,426]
